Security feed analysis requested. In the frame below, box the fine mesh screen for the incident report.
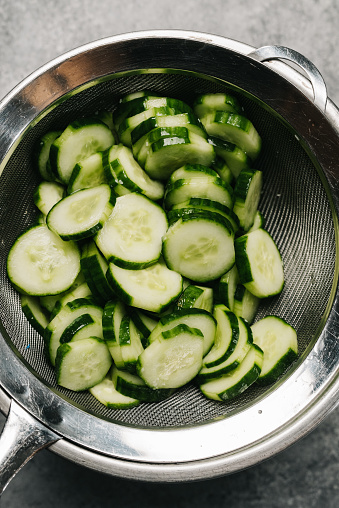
[0,71,335,428]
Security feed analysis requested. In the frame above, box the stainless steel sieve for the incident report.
[1,30,339,492]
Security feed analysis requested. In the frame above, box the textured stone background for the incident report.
[1,1,339,506]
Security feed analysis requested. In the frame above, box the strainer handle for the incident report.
[0,400,60,495]
[248,45,328,112]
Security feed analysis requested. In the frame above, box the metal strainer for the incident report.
[1,31,339,490]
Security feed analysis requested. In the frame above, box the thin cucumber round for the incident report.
[235,228,284,298]
[47,184,115,241]
[216,264,240,311]
[199,343,263,401]
[112,365,173,402]
[202,305,239,368]
[33,181,65,216]
[80,240,115,304]
[176,284,213,314]
[55,336,112,391]
[7,224,80,296]
[89,374,140,408]
[233,168,263,231]
[20,294,50,336]
[193,93,242,118]
[34,130,62,181]
[50,118,115,184]
[137,324,204,389]
[148,308,216,357]
[251,315,298,385]
[233,284,260,325]
[164,177,233,210]
[67,151,107,194]
[143,131,215,181]
[162,211,235,282]
[95,192,168,269]
[105,144,164,201]
[106,260,183,314]
[202,111,262,161]
[197,316,253,382]
[208,136,251,178]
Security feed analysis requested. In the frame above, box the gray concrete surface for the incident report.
[1,0,339,506]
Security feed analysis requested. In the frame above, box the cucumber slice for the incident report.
[55,336,112,391]
[131,112,206,148]
[202,305,239,368]
[119,316,145,373]
[44,297,103,365]
[148,308,216,357]
[168,204,239,234]
[95,193,168,269]
[211,156,234,185]
[176,284,213,314]
[20,294,49,335]
[168,164,219,185]
[102,300,126,368]
[199,343,263,401]
[135,126,194,168]
[33,181,65,216]
[112,365,173,402]
[89,374,140,409]
[233,169,263,231]
[164,177,233,210]
[162,211,235,282]
[106,260,183,314]
[34,130,62,181]
[50,118,115,184]
[197,316,252,382]
[59,313,96,343]
[80,240,115,304]
[235,228,284,298]
[202,111,262,160]
[251,316,298,385]
[105,144,164,201]
[67,151,107,194]
[247,210,266,233]
[123,106,177,147]
[193,93,242,118]
[208,136,251,178]
[7,224,80,296]
[216,264,240,311]
[233,284,260,325]
[63,314,103,342]
[47,184,115,241]
[129,309,158,344]
[137,324,204,389]
[114,96,192,130]
[171,197,240,234]
[51,281,93,319]
[141,130,215,180]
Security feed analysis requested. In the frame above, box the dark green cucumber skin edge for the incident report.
[59,313,95,343]
[218,362,262,401]
[119,315,131,346]
[203,310,240,369]
[21,303,49,336]
[176,286,204,309]
[115,374,173,402]
[197,359,242,383]
[102,300,119,343]
[234,169,257,202]
[234,235,253,284]
[158,308,216,327]
[106,265,182,314]
[256,349,298,386]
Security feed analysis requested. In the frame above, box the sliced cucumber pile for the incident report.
[6,92,298,407]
